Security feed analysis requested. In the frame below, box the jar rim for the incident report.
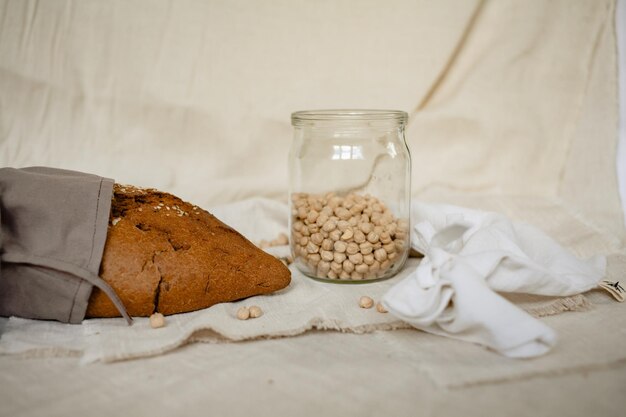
[291,109,408,125]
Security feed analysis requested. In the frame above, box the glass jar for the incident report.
[289,110,411,283]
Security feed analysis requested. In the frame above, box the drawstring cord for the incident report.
[1,252,133,325]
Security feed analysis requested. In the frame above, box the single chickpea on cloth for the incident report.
[359,296,374,309]
[236,307,250,320]
[149,313,166,328]
[249,306,263,318]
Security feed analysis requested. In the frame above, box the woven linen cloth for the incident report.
[0,197,620,364]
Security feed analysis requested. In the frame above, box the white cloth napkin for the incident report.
[382,202,607,358]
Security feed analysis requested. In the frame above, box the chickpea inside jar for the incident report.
[289,110,411,283]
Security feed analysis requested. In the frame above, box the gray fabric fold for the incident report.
[0,167,131,324]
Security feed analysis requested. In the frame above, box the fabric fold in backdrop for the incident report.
[382,202,607,358]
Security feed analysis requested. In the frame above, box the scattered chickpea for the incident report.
[236,306,250,320]
[376,302,388,313]
[359,296,374,309]
[263,233,289,247]
[249,306,263,318]
[149,313,166,328]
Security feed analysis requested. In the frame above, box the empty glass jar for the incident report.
[289,110,411,283]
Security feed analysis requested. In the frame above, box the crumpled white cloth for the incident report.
[382,202,607,358]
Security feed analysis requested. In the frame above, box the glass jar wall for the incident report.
[289,110,411,283]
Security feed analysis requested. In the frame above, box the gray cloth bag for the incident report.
[0,167,131,324]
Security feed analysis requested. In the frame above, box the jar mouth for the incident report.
[291,109,408,126]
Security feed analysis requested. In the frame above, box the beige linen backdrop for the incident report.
[0,0,623,241]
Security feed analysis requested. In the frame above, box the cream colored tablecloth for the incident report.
[1,291,625,417]
[1,195,624,416]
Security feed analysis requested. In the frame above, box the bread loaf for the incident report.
[86,184,291,318]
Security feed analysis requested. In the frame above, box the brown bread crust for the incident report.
[86,184,291,318]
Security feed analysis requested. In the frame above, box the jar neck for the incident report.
[291,109,408,129]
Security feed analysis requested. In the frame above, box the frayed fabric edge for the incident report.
[524,294,592,317]
[1,294,593,364]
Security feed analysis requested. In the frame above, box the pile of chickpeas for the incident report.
[290,192,409,281]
